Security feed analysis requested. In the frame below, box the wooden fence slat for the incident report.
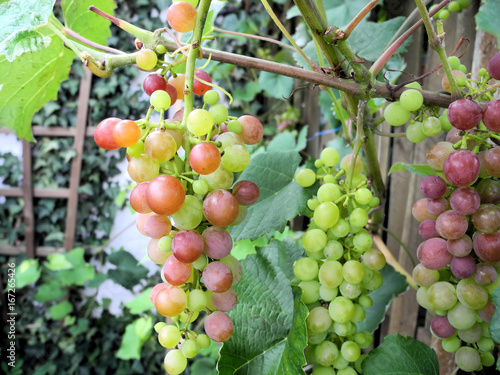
[0,245,64,256]
[21,140,35,258]
[0,126,96,137]
[0,188,71,199]
[63,68,92,251]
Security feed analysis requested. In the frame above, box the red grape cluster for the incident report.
[94,1,265,372]
[295,148,385,374]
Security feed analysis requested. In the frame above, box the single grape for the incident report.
[384,102,411,126]
[447,99,482,130]
[421,117,441,137]
[487,51,500,79]
[400,89,423,111]
[443,150,480,187]
[166,2,197,33]
[150,90,171,111]
[136,49,157,70]
[204,311,233,342]
[406,122,426,143]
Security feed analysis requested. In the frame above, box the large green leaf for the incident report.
[107,249,149,290]
[489,286,500,342]
[0,26,74,140]
[229,151,316,241]
[218,239,308,375]
[57,247,95,286]
[258,70,294,100]
[62,0,116,46]
[15,258,41,288]
[476,0,500,46]
[266,126,308,153]
[356,264,408,334]
[362,334,439,375]
[0,0,56,60]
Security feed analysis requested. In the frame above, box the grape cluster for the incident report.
[432,0,472,21]
[295,148,385,375]
[412,51,500,371]
[94,1,265,373]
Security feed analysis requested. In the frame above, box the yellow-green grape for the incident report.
[127,140,145,157]
[221,144,250,172]
[458,64,467,73]
[314,202,340,230]
[354,187,372,205]
[164,349,187,375]
[342,260,364,284]
[405,81,422,90]
[136,49,158,70]
[448,56,461,70]
[302,229,327,252]
[294,257,319,281]
[187,289,208,312]
[187,109,214,136]
[209,103,229,124]
[203,90,219,105]
[227,120,242,134]
[156,45,167,54]
[317,183,342,202]
[150,90,172,111]
[319,260,343,288]
[323,239,344,260]
[324,174,336,184]
[299,280,320,304]
[197,334,211,348]
[406,122,426,143]
[308,198,320,211]
[341,341,361,362]
[158,325,181,348]
[320,147,340,166]
[154,322,167,333]
[448,1,461,12]
[340,154,364,174]
[400,89,424,112]
[296,168,316,187]
[171,195,203,230]
[422,117,441,137]
[439,110,453,132]
[192,253,207,270]
[438,9,450,20]
[384,102,411,126]
[193,179,209,196]
[329,296,355,323]
[181,339,199,358]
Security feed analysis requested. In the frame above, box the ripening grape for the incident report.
[384,102,411,126]
[168,74,186,100]
[155,285,187,317]
[166,2,197,33]
[94,117,121,150]
[189,142,221,175]
[146,175,185,215]
[143,74,166,96]
[447,99,482,130]
[399,89,423,111]
[238,115,264,145]
[144,130,177,161]
[487,51,500,80]
[443,150,480,187]
[136,49,157,70]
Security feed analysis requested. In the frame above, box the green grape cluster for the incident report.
[432,0,472,21]
[295,148,386,374]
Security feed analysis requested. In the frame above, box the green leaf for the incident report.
[258,70,294,100]
[15,259,41,288]
[489,287,500,341]
[191,357,217,375]
[61,0,116,46]
[49,300,73,320]
[266,126,308,152]
[116,317,153,360]
[229,151,315,241]
[125,287,154,315]
[87,273,107,288]
[356,265,408,333]
[234,81,261,102]
[0,0,55,53]
[0,26,74,140]
[1,29,51,62]
[362,334,439,375]
[57,248,95,286]
[107,249,149,290]
[218,240,308,375]
[476,0,500,46]
[389,162,445,178]
[35,279,66,302]
[68,318,89,335]
[45,252,73,270]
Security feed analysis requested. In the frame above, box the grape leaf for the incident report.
[62,0,116,46]
[117,316,153,360]
[15,258,41,288]
[476,0,500,46]
[0,0,56,59]
[258,70,294,100]
[0,26,74,140]
[489,286,500,342]
[107,249,149,290]
[229,151,315,241]
[362,334,439,375]
[49,300,73,320]
[1,29,51,62]
[266,126,308,152]
[218,239,308,375]
[356,264,408,334]
[389,162,445,178]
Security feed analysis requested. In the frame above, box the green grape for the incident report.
[209,103,229,124]
[179,310,198,323]
[481,322,491,338]
[406,121,426,143]
[351,304,366,323]
[203,90,219,105]
[319,285,338,301]
[330,219,350,239]
[155,45,167,54]
[354,188,372,205]
[323,240,344,260]
[458,64,467,73]
[349,207,369,228]
[341,341,361,362]
[400,89,424,111]
[319,260,343,288]
[405,81,422,90]
[333,355,350,370]
[192,253,207,270]
[353,331,372,349]
[197,334,211,348]
[329,296,355,323]
[158,325,181,348]
[164,349,187,375]
[294,257,319,281]
[353,229,373,252]
[187,109,214,136]
[221,144,250,172]
[311,366,336,375]
[478,67,488,77]
[296,168,316,187]
[154,322,167,333]
[447,302,477,330]
[422,116,441,137]
[343,260,365,285]
[448,1,461,12]
[171,195,203,230]
[358,295,372,308]
[150,90,172,111]
[307,306,333,333]
[187,288,208,312]
[448,56,461,70]
[315,341,339,367]
[227,120,242,134]
[308,198,320,211]
[363,248,386,270]
[457,322,482,343]
[200,164,233,190]
[439,110,453,132]
[477,336,495,352]
[302,229,328,252]
[300,280,321,304]
[441,336,460,352]
[455,347,481,372]
[333,321,354,337]
[337,367,357,375]
[339,280,362,299]
[320,147,340,166]
[456,278,488,310]
[369,196,380,208]
[314,202,340,230]
[438,9,450,20]
[480,351,495,367]
[427,281,457,311]
[309,331,328,345]
[193,179,209,195]
[173,0,199,6]
[127,141,145,157]
[362,269,382,291]
[317,183,342,202]
[181,339,199,358]
[306,345,318,364]
[158,236,173,252]
[384,102,411,126]
[355,354,368,373]
[457,0,471,8]
[314,159,324,168]
[136,49,158,70]
[324,175,336,184]
[416,287,433,310]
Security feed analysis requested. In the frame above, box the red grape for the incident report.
[417,237,452,270]
[471,204,500,233]
[473,263,497,286]
[146,175,185,215]
[172,230,204,263]
[94,117,121,150]
[431,315,455,339]
[427,198,448,216]
[447,99,482,130]
[447,234,473,257]
[163,255,192,286]
[476,178,500,204]
[450,255,476,279]
[473,231,500,263]
[443,150,480,187]
[232,180,260,205]
[130,182,152,213]
[143,74,167,96]
[202,226,233,259]
[435,210,468,240]
[203,189,239,226]
[487,52,500,80]
[193,70,212,95]
[449,187,480,215]
[204,311,234,342]
[418,219,439,239]
[211,288,237,311]
[481,147,500,177]
[420,175,447,199]
[189,142,221,175]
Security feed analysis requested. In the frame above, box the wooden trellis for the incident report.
[0,68,94,258]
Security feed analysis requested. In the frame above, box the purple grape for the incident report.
[427,198,448,216]
[443,150,480,187]
[449,187,480,215]
[447,99,482,130]
[482,100,500,132]
[473,231,500,263]
[431,315,456,339]
[473,263,497,286]
[447,234,473,257]
[471,204,500,234]
[476,178,500,204]
[487,52,500,80]
[419,219,440,239]
[420,175,447,199]
[450,255,475,279]
[481,147,500,177]
[435,210,468,240]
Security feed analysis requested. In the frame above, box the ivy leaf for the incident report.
[45,253,73,271]
[356,265,408,333]
[61,0,116,46]
[117,316,153,360]
[0,0,55,56]
[218,240,308,375]
[87,273,107,288]
[35,279,66,302]
[15,259,41,288]
[0,25,74,140]
[234,81,261,102]
[57,248,95,286]
[49,300,73,320]
[489,287,500,341]
[125,287,154,315]
[362,334,439,375]
[258,70,294,100]
[476,0,500,46]
[107,249,149,290]
[389,162,445,178]
[229,151,315,241]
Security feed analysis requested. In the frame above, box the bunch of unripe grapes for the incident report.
[431,0,471,21]
[94,5,264,371]
[411,52,500,373]
[295,148,386,375]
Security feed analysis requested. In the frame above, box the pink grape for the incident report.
[449,187,480,215]
[473,231,500,263]
[144,214,172,239]
[447,99,482,130]
[202,226,233,259]
[473,263,497,286]
[443,150,480,187]
[147,238,170,265]
[481,147,500,177]
[417,238,452,270]
[431,315,455,339]
[150,283,168,304]
[203,261,233,293]
[172,230,204,263]
[418,219,439,239]
[204,311,233,342]
[420,175,447,199]
[427,198,448,216]
[203,189,239,226]
[450,255,476,279]
[211,288,238,311]
[412,198,436,222]
[130,182,152,214]
[426,141,454,171]
[471,204,500,233]
[232,180,260,205]
[238,115,264,145]
[163,255,192,286]
[447,234,473,257]
[435,210,468,240]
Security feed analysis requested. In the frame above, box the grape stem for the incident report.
[372,129,407,138]
[475,80,500,99]
[213,27,296,52]
[342,0,382,40]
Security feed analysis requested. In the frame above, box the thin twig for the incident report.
[343,0,382,39]
[372,129,407,137]
[213,27,295,51]
[63,27,125,55]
